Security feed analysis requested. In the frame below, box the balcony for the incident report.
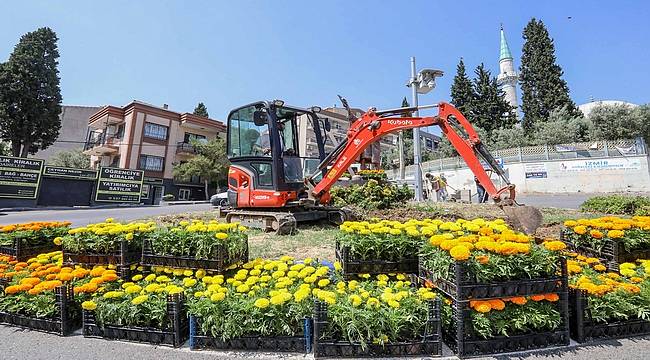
[83,131,119,155]
[175,142,197,155]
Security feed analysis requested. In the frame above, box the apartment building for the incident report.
[83,101,225,204]
[297,107,398,168]
[34,105,102,160]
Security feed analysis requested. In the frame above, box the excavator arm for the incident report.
[309,102,512,203]
[307,102,542,233]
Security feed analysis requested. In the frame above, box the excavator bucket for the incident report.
[502,205,543,235]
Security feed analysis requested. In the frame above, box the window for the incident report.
[143,123,168,141]
[227,105,270,157]
[179,188,190,200]
[251,163,273,187]
[110,155,121,168]
[139,155,164,171]
[184,132,207,143]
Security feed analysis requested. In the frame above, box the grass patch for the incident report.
[248,225,339,261]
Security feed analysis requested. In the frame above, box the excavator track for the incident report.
[222,206,352,235]
[225,210,297,235]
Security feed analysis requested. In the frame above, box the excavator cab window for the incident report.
[275,109,303,183]
[227,104,271,158]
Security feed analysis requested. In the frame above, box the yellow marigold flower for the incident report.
[214,232,228,240]
[82,300,97,311]
[210,292,226,302]
[564,220,578,227]
[125,285,142,294]
[131,274,143,281]
[254,298,270,309]
[449,245,471,261]
[573,226,587,235]
[131,295,149,305]
[543,241,567,252]
[145,274,156,282]
[53,237,63,246]
[607,230,624,239]
[593,264,606,272]
[236,284,250,293]
[366,297,380,309]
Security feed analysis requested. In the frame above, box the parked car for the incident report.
[210,192,228,207]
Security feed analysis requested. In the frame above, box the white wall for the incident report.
[403,155,650,194]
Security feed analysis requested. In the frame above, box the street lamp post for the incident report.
[410,58,422,201]
[406,57,443,202]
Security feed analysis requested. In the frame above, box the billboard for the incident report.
[95,167,144,203]
[43,166,98,180]
[0,156,44,199]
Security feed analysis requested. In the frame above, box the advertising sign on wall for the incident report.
[524,163,548,179]
[0,156,44,199]
[559,158,642,172]
[95,167,144,203]
[43,166,98,180]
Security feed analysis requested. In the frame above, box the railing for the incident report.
[176,142,196,154]
[390,137,648,179]
[83,131,119,151]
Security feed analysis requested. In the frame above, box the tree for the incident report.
[519,19,581,132]
[450,58,474,116]
[0,141,10,156]
[471,63,516,135]
[589,103,645,141]
[48,148,91,168]
[193,102,209,118]
[173,138,229,199]
[0,28,62,157]
[531,106,592,145]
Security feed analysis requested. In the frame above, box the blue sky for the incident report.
[1,0,648,122]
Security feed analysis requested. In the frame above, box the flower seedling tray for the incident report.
[0,239,61,262]
[335,241,419,278]
[0,285,80,336]
[189,316,312,353]
[82,293,188,347]
[142,239,248,272]
[419,257,567,301]
[561,231,650,271]
[569,289,650,343]
[313,299,442,358]
[63,240,141,267]
[444,294,570,358]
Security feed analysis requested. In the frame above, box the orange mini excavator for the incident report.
[221,99,542,234]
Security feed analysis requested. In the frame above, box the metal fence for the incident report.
[391,137,648,179]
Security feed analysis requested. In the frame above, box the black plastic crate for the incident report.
[570,289,650,343]
[82,293,188,347]
[189,315,312,353]
[142,239,249,272]
[444,292,570,358]
[335,241,419,278]
[562,230,650,271]
[0,285,80,336]
[313,299,442,358]
[63,240,141,267]
[0,239,61,261]
[419,257,567,301]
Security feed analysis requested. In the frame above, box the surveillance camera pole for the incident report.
[410,56,423,202]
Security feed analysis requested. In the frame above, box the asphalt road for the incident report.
[0,203,215,226]
[1,326,649,360]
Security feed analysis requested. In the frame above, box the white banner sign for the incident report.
[559,158,641,172]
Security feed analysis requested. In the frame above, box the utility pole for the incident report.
[410,57,423,201]
[398,132,405,179]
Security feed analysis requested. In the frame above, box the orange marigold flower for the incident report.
[573,226,587,235]
[530,294,545,301]
[488,299,505,311]
[544,293,560,302]
[510,296,527,305]
[4,285,22,294]
[593,264,606,272]
[476,255,490,264]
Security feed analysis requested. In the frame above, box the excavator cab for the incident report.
[225,100,327,210]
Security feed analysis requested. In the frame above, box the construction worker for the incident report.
[437,173,448,202]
